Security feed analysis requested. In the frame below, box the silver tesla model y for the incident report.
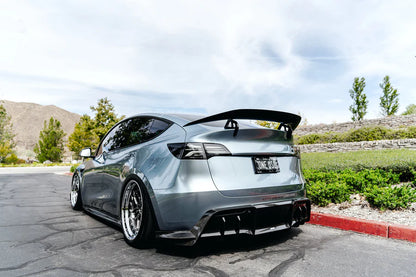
[70,109,310,247]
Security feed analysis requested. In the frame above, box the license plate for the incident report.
[252,157,280,174]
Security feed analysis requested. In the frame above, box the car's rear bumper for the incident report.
[156,198,310,246]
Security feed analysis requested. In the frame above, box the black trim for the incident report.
[156,198,311,246]
[183,109,301,130]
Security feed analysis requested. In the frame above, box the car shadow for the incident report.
[154,228,303,258]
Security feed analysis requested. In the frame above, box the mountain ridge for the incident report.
[1,100,81,161]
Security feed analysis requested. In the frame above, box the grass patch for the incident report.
[70,163,81,172]
[302,149,416,177]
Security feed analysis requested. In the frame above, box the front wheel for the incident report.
[70,172,83,210]
[121,179,154,248]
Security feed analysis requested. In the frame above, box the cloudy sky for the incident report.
[1,0,415,124]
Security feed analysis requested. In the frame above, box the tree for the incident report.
[0,104,15,163]
[379,76,399,116]
[68,97,123,156]
[67,115,100,155]
[349,77,368,121]
[34,117,66,162]
[402,104,416,115]
[90,97,123,141]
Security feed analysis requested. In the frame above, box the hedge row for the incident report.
[304,168,416,210]
[296,125,416,145]
[302,150,416,210]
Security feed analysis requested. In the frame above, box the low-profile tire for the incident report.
[70,172,83,210]
[121,179,154,248]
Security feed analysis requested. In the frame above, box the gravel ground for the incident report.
[312,194,416,227]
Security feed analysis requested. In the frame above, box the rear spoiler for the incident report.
[183,109,301,131]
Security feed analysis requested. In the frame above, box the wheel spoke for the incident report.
[121,181,144,240]
[70,175,79,207]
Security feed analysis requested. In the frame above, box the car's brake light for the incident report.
[167,143,231,159]
[203,143,231,158]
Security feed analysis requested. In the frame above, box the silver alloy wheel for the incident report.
[121,181,144,241]
[70,174,79,207]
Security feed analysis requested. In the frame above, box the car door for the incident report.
[100,117,173,218]
[81,123,121,211]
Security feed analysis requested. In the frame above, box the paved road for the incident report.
[1,173,415,276]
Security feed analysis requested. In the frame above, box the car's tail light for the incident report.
[168,143,231,159]
[203,143,231,158]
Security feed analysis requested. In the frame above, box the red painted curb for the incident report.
[388,223,416,243]
[308,212,416,243]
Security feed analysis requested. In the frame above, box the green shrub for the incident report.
[296,125,416,145]
[405,126,416,139]
[296,134,321,144]
[344,126,389,142]
[351,169,399,190]
[3,153,24,164]
[303,166,414,210]
[304,168,401,192]
[70,164,80,173]
[364,185,416,210]
[306,181,351,207]
[303,169,339,184]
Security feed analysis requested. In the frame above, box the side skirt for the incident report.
[83,206,121,227]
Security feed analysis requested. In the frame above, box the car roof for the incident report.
[126,113,196,126]
[128,113,260,129]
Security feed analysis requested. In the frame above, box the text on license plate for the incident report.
[252,157,280,174]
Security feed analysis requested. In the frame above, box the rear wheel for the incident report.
[70,172,83,210]
[121,179,154,248]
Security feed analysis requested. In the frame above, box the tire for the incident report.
[121,179,154,248]
[70,172,83,210]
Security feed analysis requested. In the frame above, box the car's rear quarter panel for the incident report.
[150,126,306,231]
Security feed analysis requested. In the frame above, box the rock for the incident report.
[350,194,361,206]
[360,200,370,208]
[338,201,351,210]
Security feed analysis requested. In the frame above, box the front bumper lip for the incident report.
[156,198,310,246]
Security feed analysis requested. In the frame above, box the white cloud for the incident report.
[0,0,415,124]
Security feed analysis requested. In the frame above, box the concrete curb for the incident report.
[308,211,416,243]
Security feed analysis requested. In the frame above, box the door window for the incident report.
[95,117,172,155]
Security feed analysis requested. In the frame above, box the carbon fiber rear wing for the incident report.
[183,109,301,131]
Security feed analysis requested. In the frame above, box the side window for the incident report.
[105,120,131,151]
[125,117,153,147]
[125,117,171,146]
[95,124,120,156]
[149,119,171,137]
[95,117,172,155]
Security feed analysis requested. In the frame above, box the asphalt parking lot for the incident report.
[1,171,415,276]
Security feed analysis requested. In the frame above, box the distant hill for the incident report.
[1,100,81,161]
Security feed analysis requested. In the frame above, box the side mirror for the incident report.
[80,148,92,158]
